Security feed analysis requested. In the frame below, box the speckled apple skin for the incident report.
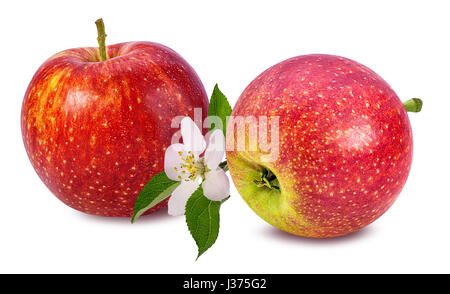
[226,54,412,238]
[21,42,209,217]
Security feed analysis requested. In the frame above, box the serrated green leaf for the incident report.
[208,84,232,135]
[131,171,180,223]
[185,186,226,259]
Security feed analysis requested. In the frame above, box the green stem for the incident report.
[403,98,423,113]
[95,18,108,61]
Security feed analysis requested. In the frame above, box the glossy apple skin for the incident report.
[227,54,412,238]
[21,42,209,217]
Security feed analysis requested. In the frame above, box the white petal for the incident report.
[181,117,206,155]
[202,168,230,201]
[168,179,200,216]
[164,143,188,181]
[204,129,225,170]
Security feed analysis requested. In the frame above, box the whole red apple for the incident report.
[21,20,208,217]
[227,54,418,238]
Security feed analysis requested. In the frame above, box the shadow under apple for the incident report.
[262,225,375,245]
[75,207,173,226]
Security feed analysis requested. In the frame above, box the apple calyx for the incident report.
[254,167,280,190]
[403,98,423,113]
[218,161,228,172]
[95,18,108,61]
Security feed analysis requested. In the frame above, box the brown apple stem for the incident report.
[403,98,423,113]
[95,18,108,61]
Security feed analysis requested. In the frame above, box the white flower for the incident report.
[164,117,230,216]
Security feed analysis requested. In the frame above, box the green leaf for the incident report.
[208,84,232,135]
[185,186,227,259]
[131,171,180,223]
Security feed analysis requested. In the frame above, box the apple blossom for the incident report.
[165,117,230,216]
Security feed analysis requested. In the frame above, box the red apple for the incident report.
[21,20,208,217]
[226,54,415,238]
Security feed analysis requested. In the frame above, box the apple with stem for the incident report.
[226,54,422,238]
[21,19,209,217]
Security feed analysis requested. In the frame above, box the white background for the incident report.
[1,0,449,273]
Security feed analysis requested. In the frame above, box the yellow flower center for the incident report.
[174,151,204,181]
